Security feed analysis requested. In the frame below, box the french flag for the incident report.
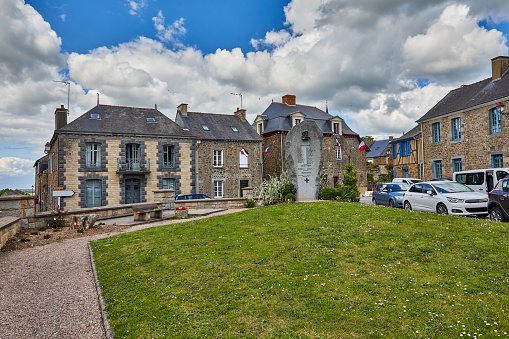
[335,138,341,148]
[358,140,367,151]
[265,143,273,154]
[241,147,250,156]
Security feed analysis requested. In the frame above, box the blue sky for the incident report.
[1,0,509,189]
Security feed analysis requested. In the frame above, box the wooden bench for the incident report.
[132,203,164,221]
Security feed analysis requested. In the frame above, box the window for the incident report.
[392,144,397,159]
[146,117,156,122]
[163,145,176,168]
[48,154,54,173]
[490,108,501,134]
[86,143,101,168]
[333,123,340,134]
[335,146,342,160]
[162,178,175,190]
[85,180,101,207]
[126,144,141,171]
[231,127,238,132]
[213,150,223,167]
[403,170,409,178]
[406,141,411,156]
[239,150,248,168]
[433,160,443,178]
[257,123,263,135]
[202,125,209,131]
[214,180,224,198]
[432,122,441,144]
[452,158,462,173]
[399,143,403,157]
[492,154,503,168]
[90,113,100,119]
[451,117,461,141]
[295,119,301,125]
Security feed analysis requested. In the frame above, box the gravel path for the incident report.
[0,209,244,339]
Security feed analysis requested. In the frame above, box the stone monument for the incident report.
[285,120,323,201]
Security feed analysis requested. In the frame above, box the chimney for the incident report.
[282,94,296,105]
[234,107,246,120]
[491,56,509,81]
[389,136,393,141]
[177,103,188,116]
[54,105,67,130]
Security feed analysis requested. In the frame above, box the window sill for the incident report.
[450,139,463,144]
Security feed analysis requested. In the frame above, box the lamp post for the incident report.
[496,102,505,114]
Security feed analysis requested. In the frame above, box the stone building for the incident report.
[175,104,263,198]
[365,138,392,184]
[417,56,509,180]
[35,104,195,211]
[390,126,422,179]
[254,95,367,190]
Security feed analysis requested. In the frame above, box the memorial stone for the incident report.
[285,120,323,201]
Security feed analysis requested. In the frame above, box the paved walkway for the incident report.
[0,209,244,339]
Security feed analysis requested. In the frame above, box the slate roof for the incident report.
[417,72,509,122]
[260,102,359,137]
[366,139,391,158]
[391,125,421,143]
[177,112,263,142]
[58,105,192,137]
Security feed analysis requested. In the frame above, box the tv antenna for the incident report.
[53,80,71,115]
[231,92,243,109]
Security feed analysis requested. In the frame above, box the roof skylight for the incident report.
[90,113,100,119]
[231,127,238,132]
[146,118,156,122]
[202,125,209,130]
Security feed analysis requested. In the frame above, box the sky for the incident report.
[1,0,509,189]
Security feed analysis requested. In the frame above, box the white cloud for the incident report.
[127,0,147,16]
[0,157,34,177]
[152,11,186,48]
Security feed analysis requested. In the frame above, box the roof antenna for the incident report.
[53,80,70,115]
[231,92,243,109]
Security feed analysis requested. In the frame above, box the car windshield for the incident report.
[432,182,474,193]
[390,184,409,191]
[409,179,422,184]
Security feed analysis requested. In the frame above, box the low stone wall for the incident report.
[0,216,21,250]
[0,195,35,229]
[175,198,247,209]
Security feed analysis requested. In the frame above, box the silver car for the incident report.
[403,181,488,216]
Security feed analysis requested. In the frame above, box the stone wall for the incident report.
[420,99,509,180]
[0,217,21,250]
[0,195,35,229]
[197,140,262,198]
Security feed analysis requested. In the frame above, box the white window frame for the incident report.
[214,180,224,198]
[213,150,223,167]
[86,143,101,168]
[239,150,248,168]
[335,146,342,160]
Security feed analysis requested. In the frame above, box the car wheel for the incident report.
[437,203,448,215]
[490,206,507,222]
[389,199,395,208]
[404,201,412,210]
[372,198,378,205]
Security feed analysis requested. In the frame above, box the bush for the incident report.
[38,227,47,231]
[285,193,295,202]
[43,234,51,239]
[77,229,84,233]
[337,163,360,202]
[281,183,296,199]
[318,188,338,200]
[257,172,296,206]
[245,199,256,208]
[47,210,66,228]
[20,238,30,243]
[30,231,39,235]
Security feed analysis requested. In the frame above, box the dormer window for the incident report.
[295,119,301,125]
[333,123,340,134]
[290,111,306,127]
[202,125,209,131]
[330,116,343,135]
[146,118,156,123]
[90,113,100,119]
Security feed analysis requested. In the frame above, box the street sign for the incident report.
[52,190,75,197]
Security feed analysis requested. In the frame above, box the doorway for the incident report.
[125,179,141,204]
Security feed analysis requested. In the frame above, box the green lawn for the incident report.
[90,202,509,338]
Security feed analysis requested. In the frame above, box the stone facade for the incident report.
[197,140,262,198]
[420,100,509,180]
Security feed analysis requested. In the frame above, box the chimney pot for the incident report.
[389,136,393,141]
[282,94,296,105]
[54,105,68,130]
[234,107,247,120]
[177,103,188,116]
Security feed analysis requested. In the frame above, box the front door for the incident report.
[240,180,249,197]
[125,179,140,204]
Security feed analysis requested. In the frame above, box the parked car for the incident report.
[453,168,509,194]
[488,178,509,221]
[176,194,211,200]
[403,181,488,217]
[392,178,422,186]
[429,178,452,181]
[372,183,410,208]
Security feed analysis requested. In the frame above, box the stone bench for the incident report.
[132,203,163,221]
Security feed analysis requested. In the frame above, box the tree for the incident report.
[361,136,374,142]
[338,163,360,202]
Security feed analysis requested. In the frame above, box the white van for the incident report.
[453,168,509,194]
[392,178,422,186]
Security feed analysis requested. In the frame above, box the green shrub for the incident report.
[38,227,47,231]
[318,187,338,200]
[257,172,295,206]
[47,210,66,228]
[245,199,256,208]
[30,231,39,235]
[77,229,84,233]
[337,163,360,202]
[43,234,51,239]
[281,183,296,199]
[53,228,61,232]
[20,238,30,243]
[285,193,295,202]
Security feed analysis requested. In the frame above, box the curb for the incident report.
[88,242,115,339]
